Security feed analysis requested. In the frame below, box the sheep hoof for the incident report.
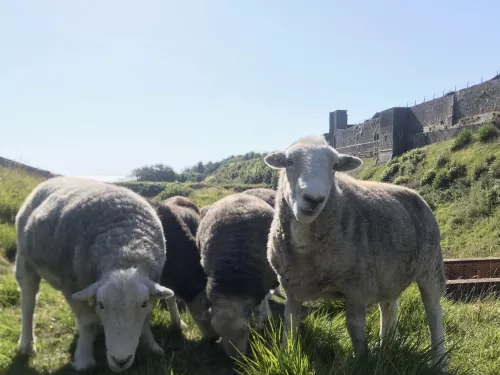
[71,357,96,372]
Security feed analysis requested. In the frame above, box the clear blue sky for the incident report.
[1,0,499,180]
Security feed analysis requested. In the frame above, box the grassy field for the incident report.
[1,131,500,375]
[351,124,500,259]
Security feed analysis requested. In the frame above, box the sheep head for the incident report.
[72,268,174,372]
[264,136,361,224]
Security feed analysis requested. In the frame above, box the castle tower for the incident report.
[329,110,348,148]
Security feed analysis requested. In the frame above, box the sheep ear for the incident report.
[334,153,362,172]
[144,279,175,299]
[72,280,105,301]
[264,152,287,169]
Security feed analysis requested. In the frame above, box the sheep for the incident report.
[242,187,276,208]
[148,196,218,340]
[264,136,448,371]
[14,176,183,373]
[196,193,278,358]
[199,204,212,219]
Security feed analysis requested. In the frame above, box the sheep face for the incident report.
[208,298,254,358]
[265,137,362,224]
[72,269,173,372]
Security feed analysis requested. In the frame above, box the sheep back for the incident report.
[198,193,278,305]
[15,176,166,294]
[242,188,276,208]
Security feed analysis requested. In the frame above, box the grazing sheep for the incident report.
[197,193,278,358]
[15,176,183,373]
[264,136,448,371]
[242,187,276,208]
[199,204,212,219]
[149,196,218,340]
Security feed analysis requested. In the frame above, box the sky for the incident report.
[1,0,499,181]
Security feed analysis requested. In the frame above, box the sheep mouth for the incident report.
[299,208,316,216]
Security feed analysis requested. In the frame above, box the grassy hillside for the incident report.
[351,124,500,259]
[0,136,499,374]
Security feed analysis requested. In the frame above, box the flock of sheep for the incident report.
[13,135,448,373]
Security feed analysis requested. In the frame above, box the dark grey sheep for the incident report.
[149,196,218,340]
[197,193,278,358]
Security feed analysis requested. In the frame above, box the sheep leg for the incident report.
[67,299,99,371]
[15,257,41,356]
[255,294,272,330]
[418,283,448,372]
[378,299,398,340]
[165,296,187,330]
[141,318,164,355]
[345,302,368,359]
[281,292,302,347]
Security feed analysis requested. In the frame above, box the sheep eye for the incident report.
[98,302,104,309]
[141,301,147,308]
[285,158,293,167]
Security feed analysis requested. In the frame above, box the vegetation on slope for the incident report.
[0,167,45,261]
[351,123,500,258]
[129,151,280,188]
[0,144,499,374]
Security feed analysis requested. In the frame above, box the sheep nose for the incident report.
[303,194,325,209]
[111,355,132,367]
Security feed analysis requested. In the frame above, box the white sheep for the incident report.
[264,136,448,371]
[14,176,183,372]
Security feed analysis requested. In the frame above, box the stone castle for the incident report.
[325,74,500,163]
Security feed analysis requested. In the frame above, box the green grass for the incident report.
[1,140,500,374]
[351,125,500,258]
[187,186,234,208]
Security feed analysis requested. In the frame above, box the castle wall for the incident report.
[410,95,454,127]
[328,76,500,162]
[455,79,500,119]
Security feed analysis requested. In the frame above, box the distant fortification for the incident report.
[325,74,500,164]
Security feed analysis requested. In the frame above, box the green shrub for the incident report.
[432,170,450,190]
[436,154,450,168]
[393,176,410,185]
[486,154,497,165]
[446,162,467,183]
[475,123,499,143]
[0,224,17,261]
[471,163,489,181]
[489,159,500,179]
[451,129,473,151]
[155,183,194,201]
[380,163,399,182]
[420,170,437,186]
[115,182,169,197]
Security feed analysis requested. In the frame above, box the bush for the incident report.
[485,154,497,165]
[393,176,410,185]
[0,224,17,261]
[451,129,473,151]
[155,183,194,201]
[475,123,499,143]
[115,182,169,197]
[436,154,450,168]
[489,159,500,179]
[471,163,489,181]
[432,170,450,190]
[420,170,437,186]
[380,163,399,182]
[446,162,467,183]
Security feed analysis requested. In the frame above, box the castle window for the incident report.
[374,133,379,141]
[384,135,388,142]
